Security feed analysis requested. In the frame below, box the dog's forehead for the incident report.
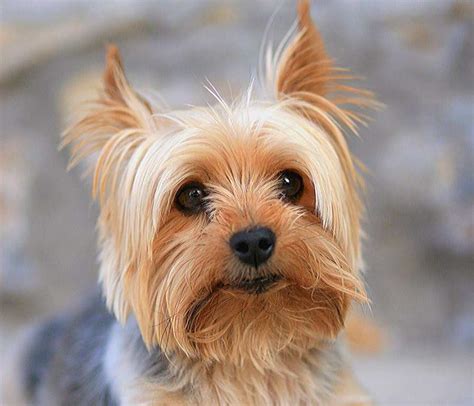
[165,104,322,183]
[185,134,287,182]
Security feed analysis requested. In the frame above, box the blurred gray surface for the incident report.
[1,1,473,404]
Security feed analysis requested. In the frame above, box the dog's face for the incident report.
[65,1,373,364]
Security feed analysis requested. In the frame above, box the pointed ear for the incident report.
[101,44,153,129]
[62,44,157,199]
[275,0,331,98]
[62,45,161,322]
[103,44,127,102]
[273,0,376,129]
[102,45,152,111]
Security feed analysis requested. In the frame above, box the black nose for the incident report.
[230,227,276,267]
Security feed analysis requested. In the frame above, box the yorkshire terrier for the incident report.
[4,1,378,404]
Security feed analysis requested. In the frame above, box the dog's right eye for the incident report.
[176,182,207,214]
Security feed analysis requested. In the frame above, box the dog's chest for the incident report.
[118,349,343,405]
[106,323,345,405]
[192,356,337,405]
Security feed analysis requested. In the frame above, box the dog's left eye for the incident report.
[278,170,303,201]
[176,182,207,214]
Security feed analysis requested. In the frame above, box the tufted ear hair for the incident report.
[62,45,162,321]
[272,0,377,132]
[62,45,158,202]
[102,45,152,113]
[103,44,127,101]
[275,0,332,98]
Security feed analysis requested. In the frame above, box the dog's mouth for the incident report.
[185,274,284,332]
[231,274,282,294]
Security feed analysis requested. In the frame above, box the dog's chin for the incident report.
[183,279,347,363]
[229,274,283,294]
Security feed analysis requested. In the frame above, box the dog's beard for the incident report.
[125,213,365,365]
[185,284,346,365]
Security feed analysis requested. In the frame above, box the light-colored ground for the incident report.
[1,1,473,404]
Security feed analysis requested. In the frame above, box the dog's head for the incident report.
[64,0,374,364]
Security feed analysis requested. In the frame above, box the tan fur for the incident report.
[63,0,376,403]
[345,313,385,354]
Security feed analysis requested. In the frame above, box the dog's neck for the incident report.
[177,342,345,405]
[105,317,347,405]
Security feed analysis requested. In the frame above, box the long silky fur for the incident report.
[61,1,375,404]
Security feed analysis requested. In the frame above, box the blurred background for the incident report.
[0,0,472,404]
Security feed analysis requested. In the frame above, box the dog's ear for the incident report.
[63,45,158,201]
[271,0,378,188]
[102,45,152,115]
[103,45,126,101]
[275,0,331,99]
[273,0,376,130]
[62,46,162,322]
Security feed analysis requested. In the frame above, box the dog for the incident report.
[3,1,378,404]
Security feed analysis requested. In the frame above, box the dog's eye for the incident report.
[279,170,303,201]
[176,182,207,213]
